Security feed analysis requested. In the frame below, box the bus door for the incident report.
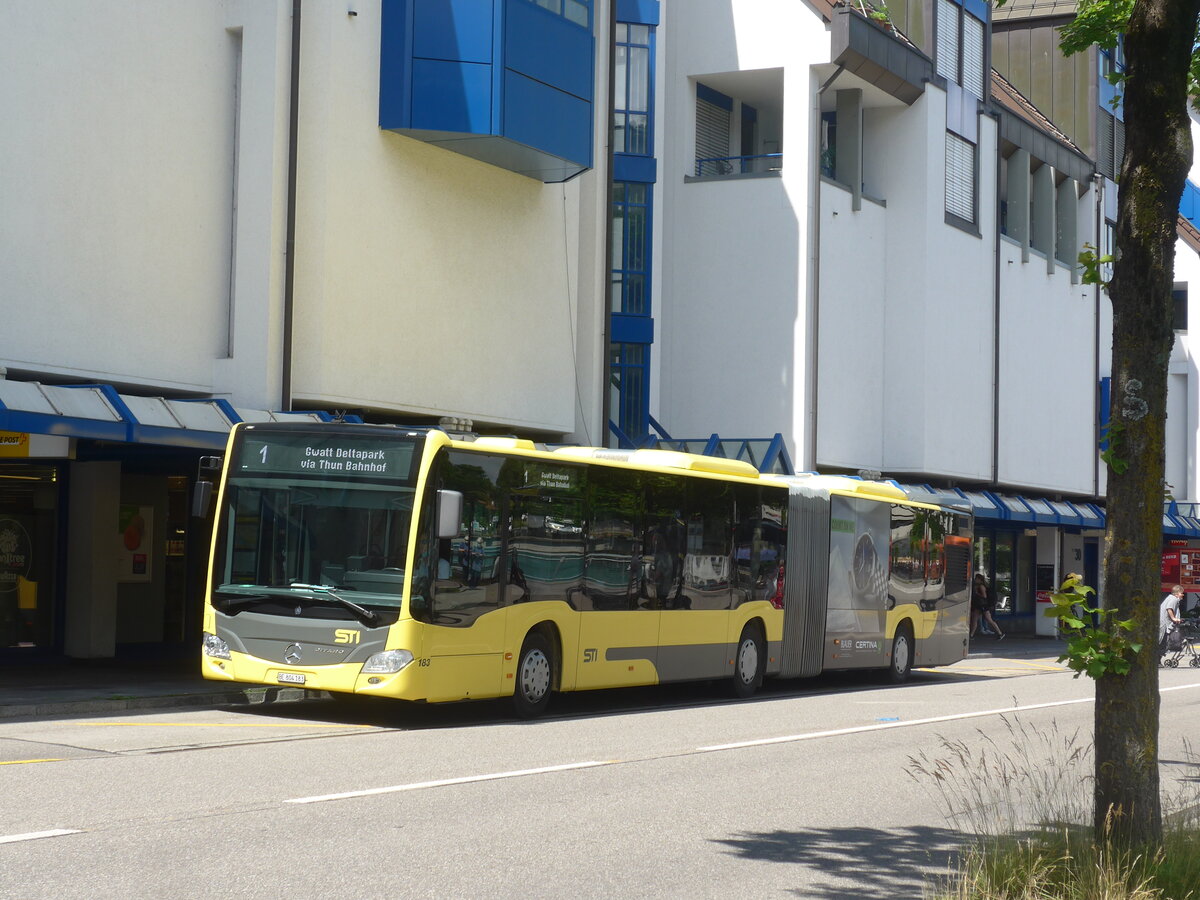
[934,518,972,662]
[654,477,732,682]
[571,467,659,690]
[424,453,509,702]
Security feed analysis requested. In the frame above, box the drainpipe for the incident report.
[600,0,617,445]
[991,109,1002,486]
[281,0,302,412]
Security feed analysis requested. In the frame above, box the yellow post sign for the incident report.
[0,433,29,458]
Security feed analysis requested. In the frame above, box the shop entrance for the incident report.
[0,464,61,651]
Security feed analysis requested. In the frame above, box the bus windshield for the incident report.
[210,430,423,614]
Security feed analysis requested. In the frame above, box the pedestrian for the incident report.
[1160,584,1184,660]
[980,583,1005,639]
[970,573,989,638]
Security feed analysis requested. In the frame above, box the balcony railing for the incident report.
[606,416,794,474]
[694,153,783,178]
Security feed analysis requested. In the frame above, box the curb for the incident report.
[0,685,317,721]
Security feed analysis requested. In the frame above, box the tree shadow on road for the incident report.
[711,824,967,899]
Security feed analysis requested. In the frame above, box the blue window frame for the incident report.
[613,23,654,155]
[609,8,656,447]
[611,181,650,315]
[610,343,648,443]
[526,0,591,28]
[609,181,652,442]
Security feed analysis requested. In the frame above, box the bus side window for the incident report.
[508,461,585,604]
[642,473,686,609]
[733,486,786,607]
[683,480,734,611]
[583,467,641,611]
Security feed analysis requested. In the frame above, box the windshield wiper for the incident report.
[213,589,273,614]
[290,583,380,627]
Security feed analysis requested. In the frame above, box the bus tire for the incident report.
[732,623,764,699]
[513,632,554,718]
[889,622,914,683]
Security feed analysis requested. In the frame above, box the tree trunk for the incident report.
[1096,0,1198,848]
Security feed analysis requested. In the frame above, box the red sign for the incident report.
[1162,547,1200,592]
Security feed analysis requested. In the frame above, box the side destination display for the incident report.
[236,433,418,481]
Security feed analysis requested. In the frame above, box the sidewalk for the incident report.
[965,634,1066,660]
[0,635,1068,721]
[0,655,315,721]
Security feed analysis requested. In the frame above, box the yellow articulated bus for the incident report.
[200,423,972,717]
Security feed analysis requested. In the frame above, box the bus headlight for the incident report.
[361,649,415,674]
[203,632,231,660]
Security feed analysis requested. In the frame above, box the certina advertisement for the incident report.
[825,495,890,668]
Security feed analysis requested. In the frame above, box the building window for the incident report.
[945,131,976,224]
[1174,284,1188,332]
[611,182,650,315]
[936,0,986,99]
[614,24,653,155]
[610,343,648,442]
[1102,220,1116,283]
[693,73,784,177]
[528,0,590,28]
[1097,109,1125,182]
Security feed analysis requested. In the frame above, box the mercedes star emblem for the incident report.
[284,643,302,664]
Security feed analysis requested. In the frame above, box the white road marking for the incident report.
[285,760,612,805]
[283,681,1200,806]
[699,681,1200,752]
[0,830,81,845]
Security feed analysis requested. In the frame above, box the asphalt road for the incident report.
[2,654,1199,899]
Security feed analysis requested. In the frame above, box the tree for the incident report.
[1058,0,1200,847]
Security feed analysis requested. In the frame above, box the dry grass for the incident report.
[909,721,1200,899]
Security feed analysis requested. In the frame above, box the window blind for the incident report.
[936,0,960,83]
[946,132,976,222]
[961,13,984,97]
[696,97,732,175]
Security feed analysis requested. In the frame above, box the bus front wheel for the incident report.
[513,632,554,718]
[889,623,914,683]
[732,624,764,699]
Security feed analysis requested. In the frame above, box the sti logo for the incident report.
[583,648,598,663]
[334,629,361,645]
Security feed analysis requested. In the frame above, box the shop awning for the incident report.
[900,483,1106,530]
[0,381,357,450]
[899,483,1200,539]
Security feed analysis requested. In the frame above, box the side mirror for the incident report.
[192,456,223,518]
[191,481,214,518]
[437,489,463,539]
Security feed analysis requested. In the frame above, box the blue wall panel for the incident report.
[381,0,594,179]
[503,70,592,166]
[413,0,495,63]
[611,314,654,344]
[616,0,659,25]
[613,154,656,183]
[411,59,493,133]
[505,0,594,101]
[379,0,412,130]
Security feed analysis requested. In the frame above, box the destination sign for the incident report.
[236,433,418,481]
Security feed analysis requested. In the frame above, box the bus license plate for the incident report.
[277,672,306,685]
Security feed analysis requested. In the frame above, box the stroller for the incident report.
[1160,618,1200,668]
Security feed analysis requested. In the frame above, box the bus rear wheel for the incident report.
[732,624,764,699]
[513,632,554,718]
[889,623,914,683]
